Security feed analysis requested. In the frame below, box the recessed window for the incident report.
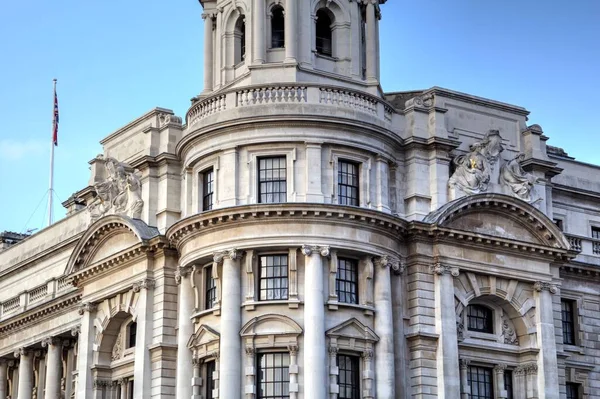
[504,370,513,399]
[337,354,360,399]
[566,382,580,399]
[467,366,493,399]
[235,16,246,64]
[336,258,358,304]
[561,299,576,345]
[205,265,217,309]
[258,157,287,203]
[259,255,289,301]
[202,168,214,211]
[467,305,493,333]
[127,321,137,349]
[553,218,563,231]
[315,9,333,56]
[338,160,359,206]
[271,6,285,48]
[257,352,290,399]
[592,226,600,240]
[205,360,216,399]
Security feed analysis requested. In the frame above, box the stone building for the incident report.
[0,0,599,398]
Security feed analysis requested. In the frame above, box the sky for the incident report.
[0,0,599,233]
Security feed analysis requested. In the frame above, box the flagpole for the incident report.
[46,78,57,227]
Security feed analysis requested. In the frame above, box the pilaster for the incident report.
[175,266,194,399]
[0,359,7,399]
[16,348,33,399]
[42,337,62,399]
[533,281,559,399]
[133,279,155,398]
[76,302,97,399]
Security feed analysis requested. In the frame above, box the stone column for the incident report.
[373,255,398,399]
[459,359,470,399]
[0,359,7,399]
[364,0,377,81]
[284,0,297,62]
[42,337,62,399]
[494,364,507,399]
[215,249,242,399]
[328,346,338,399]
[192,359,202,399]
[253,0,265,64]
[133,278,155,398]
[176,266,195,399]
[431,263,460,399]
[375,156,390,213]
[301,245,330,399]
[202,12,214,92]
[119,378,128,398]
[15,348,33,399]
[288,346,299,399]
[533,281,559,399]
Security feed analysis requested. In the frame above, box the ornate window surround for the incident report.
[560,291,584,351]
[188,325,220,399]
[327,250,375,316]
[193,154,220,213]
[458,300,520,347]
[328,148,371,208]
[246,147,297,204]
[192,262,222,318]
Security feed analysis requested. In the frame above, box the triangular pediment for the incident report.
[188,325,220,348]
[326,318,379,342]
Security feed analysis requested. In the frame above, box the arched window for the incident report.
[315,9,333,57]
[467,304,493,333]
[234,16,246,64]
[127,321,137,348]
[271,6,285,48]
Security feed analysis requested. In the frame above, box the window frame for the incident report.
[336,257,359,305]
[270,5,285,49]
[205,359,216,399]
[234,15,246,65]
[592,225,600,240]
[247,147,296,204]
[201,167,215,211]
[329,149,370,208]
[467,304,494,334]
[566,382,581,399]
[337,353,360,399]
[561,298,577,346]
[204,264,217,310]
[504,369,514,399]
[256,351,291,399]
[467,365,494,399]
[315,8,334,57]
[126,321,137,349]
[337,159,360,207]
[258,254,290,301]
[258,156,288,204]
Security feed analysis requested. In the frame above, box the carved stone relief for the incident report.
[499,152,541,203]
[111,332,122,361]
[88,156,144,221]
[501,316,519,346]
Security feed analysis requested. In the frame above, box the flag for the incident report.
[52,84,59,146]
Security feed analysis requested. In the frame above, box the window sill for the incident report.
[314,51,338,62]
[564,344,585,355]
[192,306,221,320]
[243,299,301,310]
[327,300,374,316]
[466,331,497,342]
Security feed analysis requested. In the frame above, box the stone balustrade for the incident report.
[0,275,75,320]
[186,84,395,128]
[565,233,600,265]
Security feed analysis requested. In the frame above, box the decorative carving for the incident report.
[430,263,459,277]
[157,113,182,127]
[405,93,434,109]
[288,345,299,355]
[245,347,255,356]
[524,363,538,375]
[301,245,330,257]
[501,317,519,345]
[449,130,504,194]
[533,281,558,294]
[500,153,542,203]
[494,364,507,374]
[459,358,470,370]
[88,156,144,220]
[174,266,193,285]
[374,255,403,274]
[41,337,61,347]
[213,249,240,263]
[111,332,122,361]
[71,326,81,337]
[456,312,465,342]
[132,278,155,293]
[361,350,374,359]
[78,302,97,315]
[13,348,28,358]
[328,346,338,355]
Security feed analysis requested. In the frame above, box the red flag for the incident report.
[52,84,59,146]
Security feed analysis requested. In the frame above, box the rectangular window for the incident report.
[592,226,600,240]
[258,157,287,203]
[205,361,215,399]
[338,160,360,206]
[337,354,360,399]
[205,266,217,310]
[202,168,214,211]
[127,380,134,399]
[467,305,493,333]
[259,255,289,301]
[561,299,576,345]
[504,370,513,399]
[257,352,290,399]
[553,218,563,231]
[566,382,580,399]
[336,258,358,304]
[467,366,493,399]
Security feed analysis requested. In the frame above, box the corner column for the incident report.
[431,263,460,399]
[16,348,33,399]
[77,303,97,399]
[373,255,399,399]
[364,0,377,81]
[175,266,195,399]
[42,337,62,399]
[253,0,265,64]
[0,359,7,399]
[133,278,155,398]
[284,0,297,62]
[302,244,330,399]
[202,12,214,92]
[533,282,559,399]
[215,249,243,399]
[459,359,470,399]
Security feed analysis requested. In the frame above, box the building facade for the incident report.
[1,1,599,398]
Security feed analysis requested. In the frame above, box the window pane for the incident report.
[467,305,493,333]
[258,157,287,204]
[206,361,215,399]
[205,266,217,309]
[338,160,360,206]
[467,366,493,399]
[336,258,358,304]
[257,353,290,399]
[202,168,214,211]
[337,355,359,399]
[259,255,289,301]
[566,383,580,399]
[561,299,576,345]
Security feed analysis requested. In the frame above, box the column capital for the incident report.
[71,326,81,337]
[374,255,405,274]
[192,358,202,366]
[533,281,557,294]
[175,265,193,285]
[118,377,129,386]
[41,337,61,348]
[78,302,98,315]
[493,364,507,374]
[459,358,470,370]
[201,12,215,20]
[361,349,374,359]
[213,248,241,264]
[301,245,330,257]
[132,278,155,292]
[288,345,299,355]
[328,346,338,355]
[245,346,255,356]
[524,363,538,375]
[430,263,459,277]
[13,348,30,358]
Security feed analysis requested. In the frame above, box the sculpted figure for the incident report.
[500,153,540,202]
[88,157,144,220]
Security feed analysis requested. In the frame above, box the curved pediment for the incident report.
[65,215,160,276]
[424,194,570,250]
[240,314,302,337]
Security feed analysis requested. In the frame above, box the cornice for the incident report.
[129,152,181,171]
[401,136,461,153]
[560,263,600,280]
[552,183,600,201]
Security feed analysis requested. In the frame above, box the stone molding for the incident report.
[429,263,460,277]
[301,245,330,257]
[78,302,98,315]
[174,265,193,285]
[41,337,61,347]
[533,281,558,294]
[0,294,82,334]
[132,278,155,292]
[213,248,241,263]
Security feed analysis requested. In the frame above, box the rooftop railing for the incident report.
[565,233,600,260]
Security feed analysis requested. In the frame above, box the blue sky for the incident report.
[0,0,598,233]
